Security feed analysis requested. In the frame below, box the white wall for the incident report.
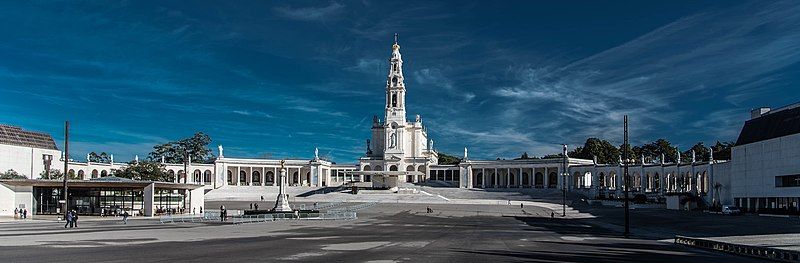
[730,132,800,199]
[0,144,63,179]
[0,183,15,216]
[0,184,33,216]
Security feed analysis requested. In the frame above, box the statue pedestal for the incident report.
[273,166,293,212]
[274,193,292,212]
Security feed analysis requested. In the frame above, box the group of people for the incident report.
[249,203,260,210]
[64,210,79,228]
[13,208,28,219]
[426,206,434,213]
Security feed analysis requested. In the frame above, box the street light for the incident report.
[623,115,630,238]
[42,154,53,179]
[562,144,567,217]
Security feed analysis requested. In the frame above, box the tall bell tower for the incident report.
[384,33,407,157]
[385,33,406,124]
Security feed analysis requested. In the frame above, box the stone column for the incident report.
[468,166,473,189]
[236,166,241,186]
[273,167,278,186]
[248,167,253,186]
[545,167,551,189]
[481,168,486,188]
[493,168,498,188]
[506,168,510,188]
[143,183,155,217]
[518,168,523,188]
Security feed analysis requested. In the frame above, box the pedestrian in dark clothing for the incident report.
[122,211,129,224]
[64,211,72,228]
[520,203,524,209]
[260,196,264,201]
[250,203,253,210]
[254,203,259,210]
[22,209,28,219]
[551,211,555,218]
[72,210,78,228]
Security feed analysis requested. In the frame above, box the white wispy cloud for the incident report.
[232,110,273,118]
[437,1,800,157]
[345,58,384,74]
[274,2,345,21]
[415,68,474,102]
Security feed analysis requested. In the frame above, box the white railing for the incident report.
[328,202,378,213]
[231,211,357,224]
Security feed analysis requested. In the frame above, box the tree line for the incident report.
[438,138,734,165]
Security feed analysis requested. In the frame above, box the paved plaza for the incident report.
[0,201,778,263]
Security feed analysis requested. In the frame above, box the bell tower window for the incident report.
[391,93,397,107]
[391,77,397,85]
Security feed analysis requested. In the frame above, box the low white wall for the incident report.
[190,187,204,215]
[0,183,15,216]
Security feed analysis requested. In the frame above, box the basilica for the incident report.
[2,36,799,216]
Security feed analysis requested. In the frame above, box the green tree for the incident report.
[438,152,461,165]
[40,169,78,180]
[514,152,538,160]
[148,132,216,164]
[682,142,711,162]
[568,138,620,164]
[88,152,112,163]
[619,143,636,163]
[0,169,26,179]
[634,139,679,163]
[114,161,172,181]
[542,153,565,159]
[711,141,734,160]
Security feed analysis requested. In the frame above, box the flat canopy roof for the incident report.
[341,171,424,176]
[0,179,202,190]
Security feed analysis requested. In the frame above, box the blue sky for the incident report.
[2,1,799,163]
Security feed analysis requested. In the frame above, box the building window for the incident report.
[775,174,800,187]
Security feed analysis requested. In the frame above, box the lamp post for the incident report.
[623,115,630,238]
[62,121,69,218]
[42,154,53,179]
[562,144,568,217]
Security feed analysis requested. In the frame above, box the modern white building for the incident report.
[728,105,800,213]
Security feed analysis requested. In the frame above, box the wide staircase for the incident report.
[205,185,323,201]
[403,184,572,202]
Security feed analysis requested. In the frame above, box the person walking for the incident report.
[72,210,78,228]
[520,203,524,209]
[13,208,18,219]
[260,195,264,201]
[22,208,27,219]
[122,210,129,224]
[254,203,259,210]
[199,206,203,214]
[250,203,253,210]
[64,211,73,228]
[550,211,555,218]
